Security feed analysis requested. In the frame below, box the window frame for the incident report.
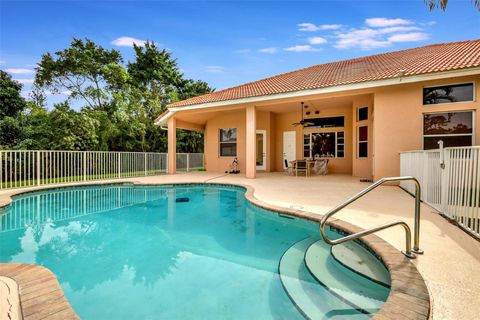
[422,82,475,106]
[357,125,368,159]
[303,131,345,159]
[219,128,237,157]
[357,106,369,122]
[422,110,475,150]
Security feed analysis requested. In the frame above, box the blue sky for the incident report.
[0,0,479,107]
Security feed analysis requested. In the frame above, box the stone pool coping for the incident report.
[0,180,430,320]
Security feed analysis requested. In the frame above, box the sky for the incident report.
[0,0,479,108]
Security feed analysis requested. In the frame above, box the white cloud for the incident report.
[365,17,412,28]
[308,37,327,45]
[61,90,72,96]
[6,68,34,75]
[388,32,429,42]
[14,79,34,84]
[258,47,278,54]
[111,36,147,47]
[284,45,319,52]
[335,27,429,49]
[298,23,342,32]
[378,26,420,34]
[205,66,224,73]
[0,60,5,65]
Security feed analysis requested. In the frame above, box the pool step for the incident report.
[278,237,369,320]
[330,241,390,287]
[304,240,390,312]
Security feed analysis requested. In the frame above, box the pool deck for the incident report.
[1,172,479,319]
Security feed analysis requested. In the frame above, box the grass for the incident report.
[0,167,204,189]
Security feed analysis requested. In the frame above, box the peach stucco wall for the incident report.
[204,109,246,173]
[196,74,479,179]
[373,75,480,180]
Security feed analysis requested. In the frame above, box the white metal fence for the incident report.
[0,150,204,189]
[400,146,480,238]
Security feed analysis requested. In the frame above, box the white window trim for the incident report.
[422,110,476,149]
[219,128,237,157]
[422,82,475,106]
[303,131,345,159]
[357,125,368,159]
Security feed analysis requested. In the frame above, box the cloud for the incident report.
[205,66,224,73]
[258,47,278,54]
[14,79,34,84]
[308,37,327,45]
[388,32,429,42]
[0,60,5,65]
[284,45,319,52]
[298,23,342,32]
[111,36,147,47]
[6,68,34,75]
[335,27,429,49]
[365,17,412,28]
[61,90,72,96]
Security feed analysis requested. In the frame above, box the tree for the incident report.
[127,42,214,152]
[0,70,26,118]
[425,0,480,11]
[35,38,128,113]
[0,70,27,148]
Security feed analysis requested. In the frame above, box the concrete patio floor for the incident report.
[1,172,479,319]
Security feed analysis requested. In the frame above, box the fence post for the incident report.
[144,153,147,176]
[83,152,87,181]
[186,154,190,172]
[117,153,121,178]
[36,151,41,186]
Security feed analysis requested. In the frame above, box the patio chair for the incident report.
[295,160,308,177]
[284,159,294,175]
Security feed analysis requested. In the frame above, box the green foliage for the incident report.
[0,70,27,117]
[1,38,212,153]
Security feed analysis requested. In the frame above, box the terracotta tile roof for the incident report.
[168,39,480,108]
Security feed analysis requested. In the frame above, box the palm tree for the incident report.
[425,0,480,11]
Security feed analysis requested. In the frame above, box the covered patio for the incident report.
[162,92,375,179]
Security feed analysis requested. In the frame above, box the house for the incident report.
[155,39,480,180]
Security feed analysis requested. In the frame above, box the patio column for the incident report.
[167,117,176,174]
[246,105,256,179]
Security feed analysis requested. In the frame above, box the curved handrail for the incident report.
[319,176,423,259]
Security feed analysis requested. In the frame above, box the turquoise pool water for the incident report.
[0,184,390,319]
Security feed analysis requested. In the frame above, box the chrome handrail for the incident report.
[319,176,424,259]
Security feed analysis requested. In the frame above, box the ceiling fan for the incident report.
[292,102,315,127]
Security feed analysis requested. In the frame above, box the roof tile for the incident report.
[168,39,480,108]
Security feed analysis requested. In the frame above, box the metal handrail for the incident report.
[319,176,424,259]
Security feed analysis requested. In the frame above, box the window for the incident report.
[423,83,474,105]
[423,112,474,150]
[304,132,345,158]
[358,126,368,158]
[219,128,237,156]
[357,106,368,121]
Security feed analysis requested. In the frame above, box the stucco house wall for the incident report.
[372,75,480,180]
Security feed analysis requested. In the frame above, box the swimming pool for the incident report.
[0,184,390,319]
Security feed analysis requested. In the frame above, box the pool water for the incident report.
[0,184,390,319]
